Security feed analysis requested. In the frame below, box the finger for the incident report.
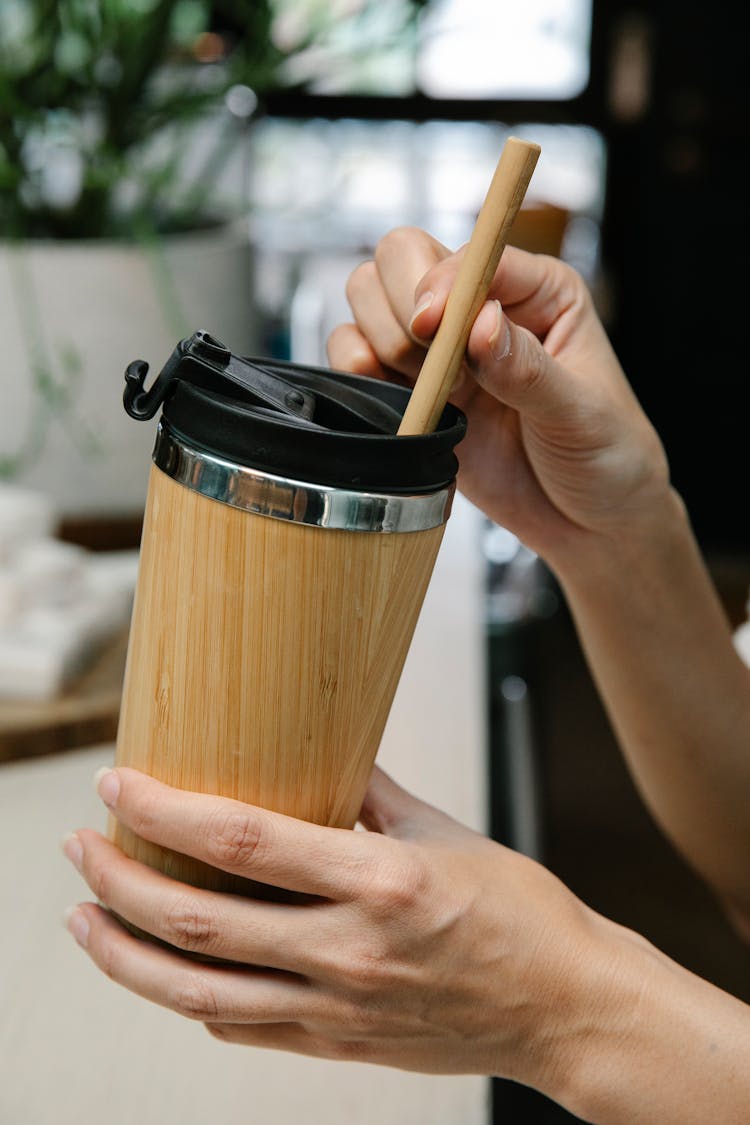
[96,767,377,899]
[66,828,335,973]
[326,323,399,383]
[345,260,424,381]
[413,244,584,342]
[206,1020,324,1055]
[465,299,588,424]
[373,226,450,338]
[358,766,462,841]
[65,902,317,1025]
[206,1022,378,1065]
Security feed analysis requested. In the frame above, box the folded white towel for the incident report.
[0,486,138,700]
[0,484,56,561]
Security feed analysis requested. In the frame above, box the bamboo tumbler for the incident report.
[113,333,466,903]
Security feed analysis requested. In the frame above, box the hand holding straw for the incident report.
[397,136,541,437]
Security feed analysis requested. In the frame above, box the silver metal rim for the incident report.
[152,423,454,533]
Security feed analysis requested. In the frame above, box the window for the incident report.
[417,0,593,100]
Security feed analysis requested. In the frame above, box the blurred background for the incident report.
[2,3,749,1122]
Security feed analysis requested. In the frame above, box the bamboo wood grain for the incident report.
[113,465,445,895]
[397,136,541,436]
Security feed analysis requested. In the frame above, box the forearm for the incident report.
[549,488,750,910]
[545,912,750,1124]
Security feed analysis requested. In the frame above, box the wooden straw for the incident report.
[397,136,541,436]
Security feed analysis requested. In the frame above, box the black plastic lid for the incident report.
[124,332,466,494]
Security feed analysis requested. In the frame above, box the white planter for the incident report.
[0,222,258,517]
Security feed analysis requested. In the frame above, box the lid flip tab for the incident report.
[123,330,403,435]
[124,330,316,424]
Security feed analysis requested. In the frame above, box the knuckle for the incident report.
[344,951,389,996]
[169,976,220,1021]
[374,225,419,265]
[326,324,371,375]
[204,1022,234,1042]
[98,938,123,983]
[556,256,586,293]
[539,256,589,319]
[320,1037,373,1063]
[326,323,348,357]
[380,330,414,370]
[398,854,430,906]
[338,933,396,999]
[384,328,420,366]
[205,808,267,871]
[128,790,158,841]
[368,853,428,917]
[163,895,219,953]
[526,342,547,392]
[514,332,547,397]
[345,260,376,306]
[91,861,112,906]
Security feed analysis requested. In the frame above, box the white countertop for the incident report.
[0,494,490,1125]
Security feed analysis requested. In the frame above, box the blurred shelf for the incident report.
[58,513,143,553]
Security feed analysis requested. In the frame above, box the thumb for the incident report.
[359,766,459,840]
[467,300,580,422]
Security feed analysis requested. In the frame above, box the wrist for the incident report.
[540,911,662,1119]
[519,908,650,1115]
[545,484,691,591]
[537,910,750,1124]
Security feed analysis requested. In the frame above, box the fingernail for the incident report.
[409,290,434,333]
[94,766,119,808]
[63,906,90,949]
[488,301,511,361]
[61,831,84,872]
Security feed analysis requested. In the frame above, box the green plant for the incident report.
[0,0,428,241]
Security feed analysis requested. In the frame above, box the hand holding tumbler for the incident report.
[113,332,466,899]
[113,135,540,913]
